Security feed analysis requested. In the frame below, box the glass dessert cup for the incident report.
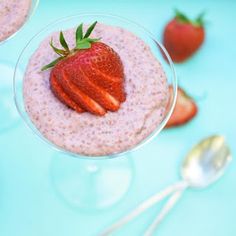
[0,0,39,132]
[13,14,177,210]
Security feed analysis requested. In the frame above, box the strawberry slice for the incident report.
[82,63,126,102]
[59,70,106,116]
[50,71,84,113]
[77,65,120,111]
[166,86,198,128]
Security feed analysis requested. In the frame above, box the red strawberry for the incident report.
[166,86,198,128]
[163,10,205,63]
[42,22,126,116]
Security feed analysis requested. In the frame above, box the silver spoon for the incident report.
[144,135,232,235]
[101,135,232,236]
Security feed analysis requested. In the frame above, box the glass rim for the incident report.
[13,13,177,160]
[0,0,40,46]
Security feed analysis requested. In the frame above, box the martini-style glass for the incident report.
[13,14,177,210]
[0,0,39,132]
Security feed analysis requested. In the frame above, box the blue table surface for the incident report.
[0,0,236,235]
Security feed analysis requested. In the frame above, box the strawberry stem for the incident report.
[174,9,205,27]
[41,21,100,71]
[75,21,100,49]
[175,9,191,24]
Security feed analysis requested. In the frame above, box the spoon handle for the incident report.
[100,181,187,236]
[144,190,184,236]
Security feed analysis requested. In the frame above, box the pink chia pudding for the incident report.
[23,23,169,156]
[0,0,31,42]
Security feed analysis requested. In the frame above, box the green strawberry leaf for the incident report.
[175,9,205,27]
[175,9,190,23]
[42,21,100,71]
[195,11,205,26]
[50,39,67,56]
[60,31,70,52]
[84,21,97,38]
[41,57,64,71]
[76,23,83,42]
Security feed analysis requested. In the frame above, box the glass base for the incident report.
[0,62,21,132]
[50,152,134,210]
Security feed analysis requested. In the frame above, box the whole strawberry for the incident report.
[163,10,205,63]
[42,22,126,116]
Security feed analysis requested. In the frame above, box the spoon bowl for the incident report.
[181,135,232,188]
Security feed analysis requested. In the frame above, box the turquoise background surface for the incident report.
[0,0,236,235]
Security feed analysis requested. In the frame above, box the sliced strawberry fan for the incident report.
[42,21,126,116]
